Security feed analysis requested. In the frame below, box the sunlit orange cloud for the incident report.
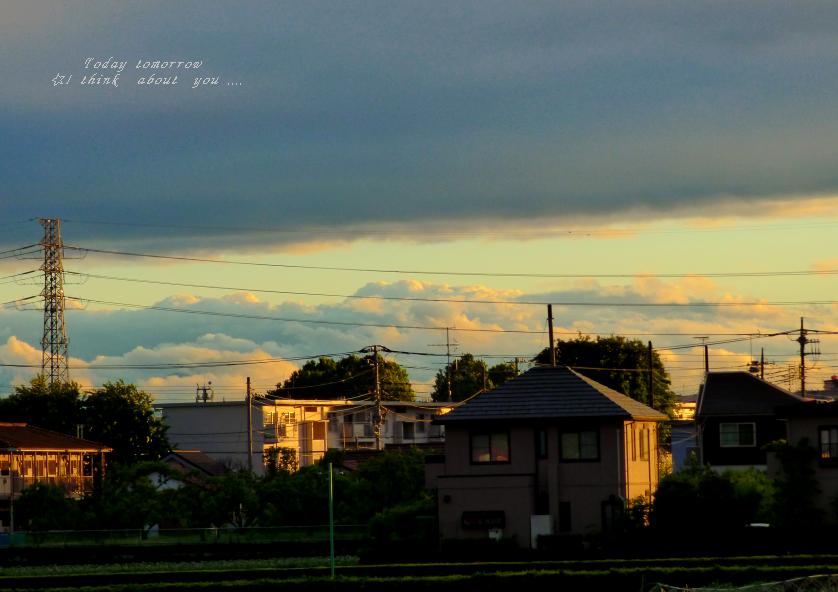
[813,259,838,272]
[0,335,97,389]
[677,194,838,229]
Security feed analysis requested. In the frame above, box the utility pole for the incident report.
[373,345,382,449]
[647,341,654,408]
[799,318,806,397]
[760,348,765,380]
[246,376,253,473]
[446,328,452,402]
[360,345,389,450]
[547,304,556,367]
[39,218,69,385]
[429,329,457,402]
[797,317,820,398]
[694,336,709,374]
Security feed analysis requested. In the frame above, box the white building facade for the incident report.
[159,399,454,473]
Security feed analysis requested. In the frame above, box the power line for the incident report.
[24,291,802,337]
[0,351,358,370]
[63,244,838,280]
[64,296,547,334]
[64,270,838,308]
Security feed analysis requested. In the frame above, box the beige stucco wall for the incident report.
[438,474,534,545]
[623,420,659,501]
[437,420,662,543]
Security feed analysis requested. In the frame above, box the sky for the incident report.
[1,1,837,402]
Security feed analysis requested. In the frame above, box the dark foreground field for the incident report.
[3,554,838,591]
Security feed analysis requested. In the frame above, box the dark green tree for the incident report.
[16,482,80,531]
[269,354,414,401]
[535,335,676,417]
[0,377,169,467]
[488,361,518,389]
[83,380,170,466]
[264,446,298,477]
[767,438,823,530]
[0,376,83,433]
[345,449,428,521]
[651,456,774,533]
[203,471,261,528]
[84,461,169,531]
[430,354,491,402]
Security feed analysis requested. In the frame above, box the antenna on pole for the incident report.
[39,218,69,385]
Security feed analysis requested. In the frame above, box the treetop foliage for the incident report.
[269,354,415,401]
[535,335,676,417]
[0,376,170,466]
[430,354,520,402]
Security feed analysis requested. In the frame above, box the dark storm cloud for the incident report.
[3,1,838,249]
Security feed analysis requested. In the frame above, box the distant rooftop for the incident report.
[696,372,801,417]
[437,366,667,424]
[0,423,111,452]
[164,450,227,477]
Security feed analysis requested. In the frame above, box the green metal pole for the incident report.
[329,462,335,579]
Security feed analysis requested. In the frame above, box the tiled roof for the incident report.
[437,366,668,423]
[165,450,228,477]
[696,372,801,417]
[0,423,111,452]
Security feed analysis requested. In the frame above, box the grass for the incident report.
[0,555,359,578]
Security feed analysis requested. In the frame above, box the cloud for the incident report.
[1,277,833,398]
[3,3,838,251]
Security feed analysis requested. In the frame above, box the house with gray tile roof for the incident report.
[431,366,667,548]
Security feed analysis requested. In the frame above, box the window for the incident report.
[402,422,415,440]
[560,430,599,461]
[639,426,650,461]
[719,422,756,447]
[263,410,276,428]
[470,432,510,463]
[313,422,326,440]
[630,425,637,461]
[820,426,838,459]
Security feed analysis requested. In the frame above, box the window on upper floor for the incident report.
[560,430,599,461]
[719,422,756,447]
[263,410,275,427]
[470,432,510,464]
[819,426,838,460]
[402,422,415,440]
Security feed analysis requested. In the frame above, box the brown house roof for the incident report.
[437,366,668,424]
[0,423,111,452]
[164,450,227,477]
[696,372,801,418]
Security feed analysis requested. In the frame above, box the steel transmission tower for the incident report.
[39,218,69,385]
